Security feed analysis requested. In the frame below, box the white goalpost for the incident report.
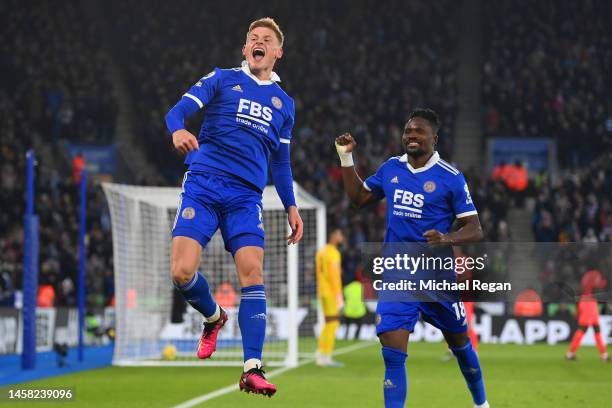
[102,182,325,367]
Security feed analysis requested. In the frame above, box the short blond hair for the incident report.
[248,17,284,47]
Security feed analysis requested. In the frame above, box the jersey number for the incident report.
[452,302,466,320]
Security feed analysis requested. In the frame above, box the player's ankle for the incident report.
[204,304,221,323]
[244,358,262,372]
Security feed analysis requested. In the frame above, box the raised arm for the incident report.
[335,133,377,208]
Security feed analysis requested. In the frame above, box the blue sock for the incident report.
[239,284,267,363]
[382,346,407,408]
[174,272,218,319]
[450,339,487,405]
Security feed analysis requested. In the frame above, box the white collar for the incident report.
[399,151,440,173]
[241,60,281,85]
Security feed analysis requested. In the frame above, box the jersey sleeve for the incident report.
[182,67,223,109]
[165,68,224,134]
[452,173,478,218]
[270,142,296,209]
[363,163,385,200]
[279,99,295,143]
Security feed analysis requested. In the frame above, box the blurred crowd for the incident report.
[0,0,116,307]
[1,0,610,310]
[482,0,612,167]
[533,154,612,243]
[480,0,612,244]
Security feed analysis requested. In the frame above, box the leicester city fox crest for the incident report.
[182,207,195,219]
[423,181,436,193]
[271,96,283,109]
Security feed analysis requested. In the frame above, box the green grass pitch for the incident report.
[2,340,611,407]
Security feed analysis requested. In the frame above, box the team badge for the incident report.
[375,314,382,325]
[423,181,436,193]
[181,207,195,219]
[271,96,283,109]
[464,183,473,204]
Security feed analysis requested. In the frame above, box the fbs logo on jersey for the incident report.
[390,176,399,184]
[232,85,243,92]
[182,207,195,219]
[237,98,273,123]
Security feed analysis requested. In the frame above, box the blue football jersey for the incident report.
[364,152,477,243]
[181,63,295,191]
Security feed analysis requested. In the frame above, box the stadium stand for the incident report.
[482,0,611,167]
[0,0,116,306]
[2,0,609,308]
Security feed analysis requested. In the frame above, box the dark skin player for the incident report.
[335,116,484,352]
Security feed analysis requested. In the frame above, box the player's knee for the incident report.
[238,264,263,287]
[444,331,469,348]
[171,259,197,285]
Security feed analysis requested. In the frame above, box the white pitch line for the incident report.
[171,341,377,408]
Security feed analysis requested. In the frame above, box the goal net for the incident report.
[102,182,325,367]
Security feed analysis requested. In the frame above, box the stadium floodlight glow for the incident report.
[103,183,325,367]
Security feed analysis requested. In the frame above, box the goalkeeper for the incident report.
[164,17,303,397]
[315,228,345,367]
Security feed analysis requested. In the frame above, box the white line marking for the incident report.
[171,341,376,408]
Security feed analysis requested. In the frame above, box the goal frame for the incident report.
[103,182,325,367]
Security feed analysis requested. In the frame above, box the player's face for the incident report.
[402,118,438,158]
[333,230,345,245]
[242,27,283,73]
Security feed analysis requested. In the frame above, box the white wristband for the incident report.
[335,143,354,167]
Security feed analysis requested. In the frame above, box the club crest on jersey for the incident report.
[423,181,436,193]
[390,176,399,184]
[271,96,283,109]
[181,207,195,219]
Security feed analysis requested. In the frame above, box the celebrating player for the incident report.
[315,227,345,367]
[336,109,490,408]
[165,17,303,397]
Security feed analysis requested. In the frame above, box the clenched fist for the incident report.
[335,132,356,154]
[172,129,199,154]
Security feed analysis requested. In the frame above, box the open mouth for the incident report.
[407,141,420,149]
[252,47,265,62]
